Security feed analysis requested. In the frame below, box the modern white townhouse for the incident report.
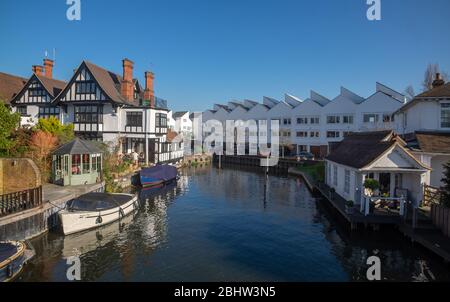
[201,82,407,158]
[7,58,184,165]
[394,73,450,187]
[168,111,193,138]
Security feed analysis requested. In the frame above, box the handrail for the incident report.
[361,195,406,217]
[0,186,43,217]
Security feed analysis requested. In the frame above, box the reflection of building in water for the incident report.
[195,167,316,218]
[138,182,179,252]
[314,199,442,282]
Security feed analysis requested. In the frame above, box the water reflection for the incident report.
[18,166,450,282]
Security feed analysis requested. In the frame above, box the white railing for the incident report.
[361,195,406,217]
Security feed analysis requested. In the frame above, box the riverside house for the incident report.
[325,130,430,216]
[202,83,407,158]
[4,58,184,165]
[394,74,450,187]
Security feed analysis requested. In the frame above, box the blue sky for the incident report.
[0,0,449,112]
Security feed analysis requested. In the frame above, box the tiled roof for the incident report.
[414,131,450,154]
[172,111,188,119]
[37,75,66,97]
[0,72,28,104]
[326,131,396,169]
[416,82,450,98]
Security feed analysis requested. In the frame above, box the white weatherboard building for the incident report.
[394,74,450,187]
[201,83,407,158]
[324,131,430,215]
[9,58,184,165]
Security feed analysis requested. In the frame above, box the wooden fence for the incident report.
[0,186,43,217]
[423,185,442,207]
[431,204,450,238]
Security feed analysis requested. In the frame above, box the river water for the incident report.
[18,166,450,282]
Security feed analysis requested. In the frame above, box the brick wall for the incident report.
[0,158,41,194]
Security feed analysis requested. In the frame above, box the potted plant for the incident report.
[364,179,380,196]
[345,200,355,214]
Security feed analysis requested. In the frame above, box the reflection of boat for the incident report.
[62,213,135,258]
[59,193,138,235]
[0,241,34,282]
[139,180,177,200]
[139,165,178,187]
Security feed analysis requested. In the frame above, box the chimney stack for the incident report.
[43,58,54,79]
[32,65,44,76]
[121,58,134,101]
[432,73,445,88]
[144,71,155,107]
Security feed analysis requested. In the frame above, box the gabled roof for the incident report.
[10,73,67,104]
[0,72,28,104]
[339,87,365,104]
[37,75,66,97]
[55,61,162,108]
[284,94,303,107]
[83,61,138,106]
[326,131,398,169]
[416,82,450,99]
[53,138,102,155]
[166,130,182,142]
[172,111,188,119]
[310,90,330,106]
[394,82,450,114]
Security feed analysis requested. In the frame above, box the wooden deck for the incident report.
[315,182,401,228]
[400,224,450,263]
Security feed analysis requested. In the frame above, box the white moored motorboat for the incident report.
[59,192,139,235]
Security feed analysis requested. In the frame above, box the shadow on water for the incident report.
[17,165,450,281]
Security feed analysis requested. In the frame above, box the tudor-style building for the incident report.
[7,57,184,165]
[10,59,66,127]
[54,59,179,165]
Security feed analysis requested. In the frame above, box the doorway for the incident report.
[379,173,391,196]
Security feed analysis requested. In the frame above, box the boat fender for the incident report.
[119,208,125,219]
[96,216,103,224]
[6,264,13,278]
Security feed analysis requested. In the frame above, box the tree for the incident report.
[9,127,33,157]
[423,63,449,91]
[441,161,450,208]
[29,130,58,181]
[404,85,416,101]
[34,116,74,144]
[0,102,20,156]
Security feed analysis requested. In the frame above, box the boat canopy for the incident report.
[140,165,177,181]
[67,193,133,212]
[0,243,18,263]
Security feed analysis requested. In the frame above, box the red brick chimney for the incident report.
[32,65,44,76]
[121,58,134,101]
[144,71,155,107]
[432,73,445,88]
[43,58,54,79]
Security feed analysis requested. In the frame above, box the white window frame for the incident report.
[441,102,450,129]
[344,170,350,194]
[333,165,338,186]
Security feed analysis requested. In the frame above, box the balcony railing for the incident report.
[0,186,43,217]
[141,96,168,110]
[361,195,406,217]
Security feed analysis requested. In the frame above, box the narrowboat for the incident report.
[139,165,178,187]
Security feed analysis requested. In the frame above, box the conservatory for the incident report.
[52,138,103,186]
